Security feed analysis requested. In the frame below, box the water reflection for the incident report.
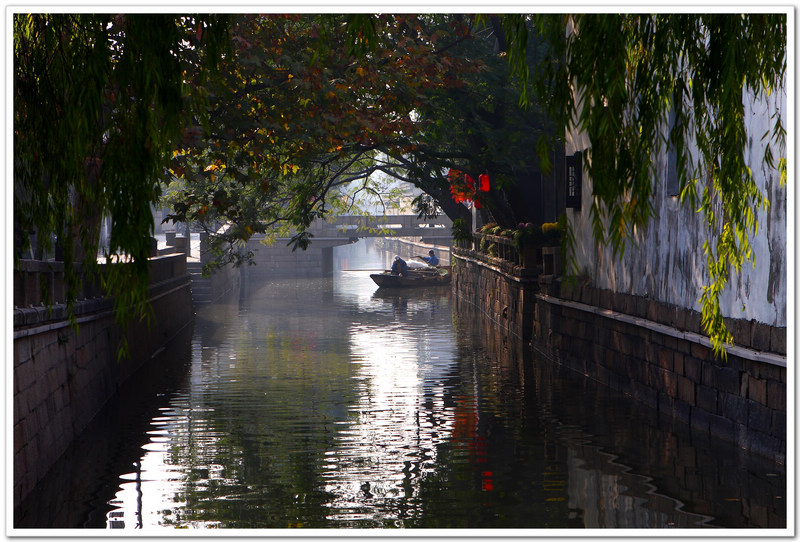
[13,239,785,531]
[452,292,785,529]
[321,289,457,525]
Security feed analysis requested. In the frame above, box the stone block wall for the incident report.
[451,249,786,463]
[536,280,786,463]
[243,237,337,279]
[13,254,194,506]
[208,261,242,303]
[451,251,536,343]
[453,295,785,527]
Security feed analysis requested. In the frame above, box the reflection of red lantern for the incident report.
[481,471,493,491]
[478,173,490,192]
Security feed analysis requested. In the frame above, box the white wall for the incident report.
[565,89,787,327]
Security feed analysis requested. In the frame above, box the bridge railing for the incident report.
[308,214,452,238]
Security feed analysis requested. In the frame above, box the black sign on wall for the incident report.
[566,151,582,210]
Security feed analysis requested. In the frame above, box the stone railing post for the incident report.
[199,231,210,266]
[173,235,187,255]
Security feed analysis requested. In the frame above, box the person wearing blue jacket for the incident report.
[421,250,439,266]
[391,255,409,276]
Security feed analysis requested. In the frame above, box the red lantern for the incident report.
[478,173,490,192]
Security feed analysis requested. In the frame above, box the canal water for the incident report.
[15,239,786,531]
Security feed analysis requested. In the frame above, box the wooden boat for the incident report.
[370,266,451,288]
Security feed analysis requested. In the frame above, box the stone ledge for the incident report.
[550,280,786,358]
[13,276,189,337]
[452,249,540,282]
[536,293,786,368]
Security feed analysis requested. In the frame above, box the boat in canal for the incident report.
[370,266,451,288]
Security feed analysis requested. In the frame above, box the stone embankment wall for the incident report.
[186,232,243,306]
[450,248,535,343]
[452,295,785,527]
[13,253,194,506]
[452,247,786,463]
[207,261,241,303]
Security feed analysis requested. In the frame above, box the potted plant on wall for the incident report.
[451,218,473,249]
[513,223,543,269]
[540,214,567,278]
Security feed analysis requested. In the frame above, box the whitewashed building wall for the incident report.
[565,88,787,329]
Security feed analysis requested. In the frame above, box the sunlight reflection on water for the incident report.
[319,317,458,523]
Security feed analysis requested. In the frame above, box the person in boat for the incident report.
[420,249,439,266]
[391,255,409,276]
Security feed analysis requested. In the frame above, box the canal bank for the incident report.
[451,243,787,464]
[13,252,195,507]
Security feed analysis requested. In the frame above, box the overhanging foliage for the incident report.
[525,13,786,356]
